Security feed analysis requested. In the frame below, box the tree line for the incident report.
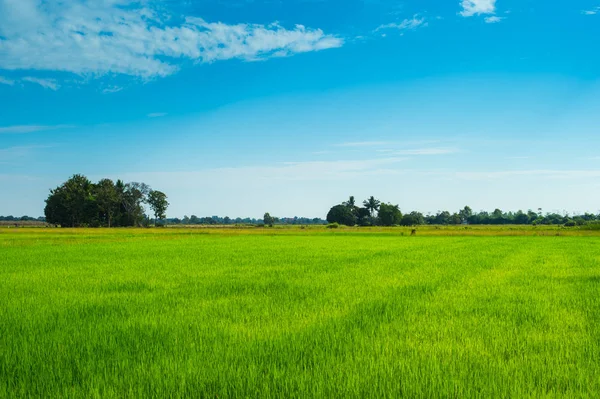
[163,215,326,226]
[327,196,600,227]
[44,174,169,227]
[0,216,46,222]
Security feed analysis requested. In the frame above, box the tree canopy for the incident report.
[44,174,168,227]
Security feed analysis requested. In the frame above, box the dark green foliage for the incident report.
[95,178,120,227]
[263,212,275,227]
[328,197,599,227]
[327,205,357,226]
[401,211,425,226]
[378,203,402,226]
[44,174,168,228]
[148,190,169,224]
[44,174,96,227]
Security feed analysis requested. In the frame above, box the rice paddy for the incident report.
[1,227,600,398]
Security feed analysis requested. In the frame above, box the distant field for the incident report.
[1,227,600,397]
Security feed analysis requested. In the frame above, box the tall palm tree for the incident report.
[363,196,381,217]
[343,196,356,208]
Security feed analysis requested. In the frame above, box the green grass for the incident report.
[1,228,600,398]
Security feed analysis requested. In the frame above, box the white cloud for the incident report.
[0,125,72,134]
[484,16,504,23]
[22,77,60,90]
[0,0,343,80]
[147,112,167,118]
[460,0,497,17]
[582,7,600,15]
[0,76,15,85]
[375,15,427,32]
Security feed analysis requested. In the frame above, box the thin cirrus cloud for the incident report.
[375,15,428,32]
[0,145,52,163]
[0,76,15,86]
[0,125,73,134]
[147,113,168,118]
[337,141,393,147]
[394,148,458,156]
[22,77,60,90]
[454,169,600,180]
[0,0,343,81]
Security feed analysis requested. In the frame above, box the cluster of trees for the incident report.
[327,196,404,226]
[44,174,169,227]
[162,215,326,226]
[327,196,600,227]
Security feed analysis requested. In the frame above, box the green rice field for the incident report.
[2,227,600,398]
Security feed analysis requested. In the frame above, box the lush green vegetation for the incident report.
[43,174,169,227]
[327,196,600,227]
[2,227,600,397]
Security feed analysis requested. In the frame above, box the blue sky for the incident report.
[1,0,600,218]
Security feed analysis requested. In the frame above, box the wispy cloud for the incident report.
[337,141,392,147]
[22,77,60,90]
[375,15,427,32]
[0,0,343,80]
[460,0,497,17]
[454,169,600,180]
[484,16,504,23]
[394,148,458,156]
[102,86,123,94]
[118,157,408,185]
[148,112,167,118]
[0,76,15,86]
[582,7,600,15]
[0,145,53,163]
[0,125,73,134]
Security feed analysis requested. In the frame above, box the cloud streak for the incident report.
[394,148,458,156]
[375,15,427,32]
[22,77,60,90]
[0,76,15,85]
[582,7,600,15]
[0,0,343,80]
[0,125,73,134]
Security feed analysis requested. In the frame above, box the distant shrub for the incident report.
[564,221,576,227]
[327,222,340,229]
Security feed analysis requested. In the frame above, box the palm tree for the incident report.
[363,196,381,217]
[343,196,356,208]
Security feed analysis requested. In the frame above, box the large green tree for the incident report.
[45,174,96,227]
[378,203,402,226]
[326,205,357,226]
[95,179,119,227]
[121,182,150,227]
[147,190,169,225]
